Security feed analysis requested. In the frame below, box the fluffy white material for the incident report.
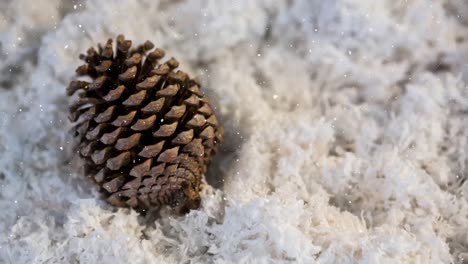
[1,0,467,263]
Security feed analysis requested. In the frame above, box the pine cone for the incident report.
[67,35,223,213]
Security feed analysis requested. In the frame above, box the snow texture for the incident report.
[1,0,468,263]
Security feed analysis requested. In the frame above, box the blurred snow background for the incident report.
[0,0,468,263]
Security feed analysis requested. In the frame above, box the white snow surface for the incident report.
[1,0,468,263]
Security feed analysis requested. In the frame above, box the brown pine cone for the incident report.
[67,35,223,213]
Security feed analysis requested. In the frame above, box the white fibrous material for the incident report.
[1,0,467,263]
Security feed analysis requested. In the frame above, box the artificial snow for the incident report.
[0,0,467,263]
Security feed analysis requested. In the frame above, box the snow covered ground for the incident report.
[1,0,468,263]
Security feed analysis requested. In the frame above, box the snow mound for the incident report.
[1,0,468,263]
